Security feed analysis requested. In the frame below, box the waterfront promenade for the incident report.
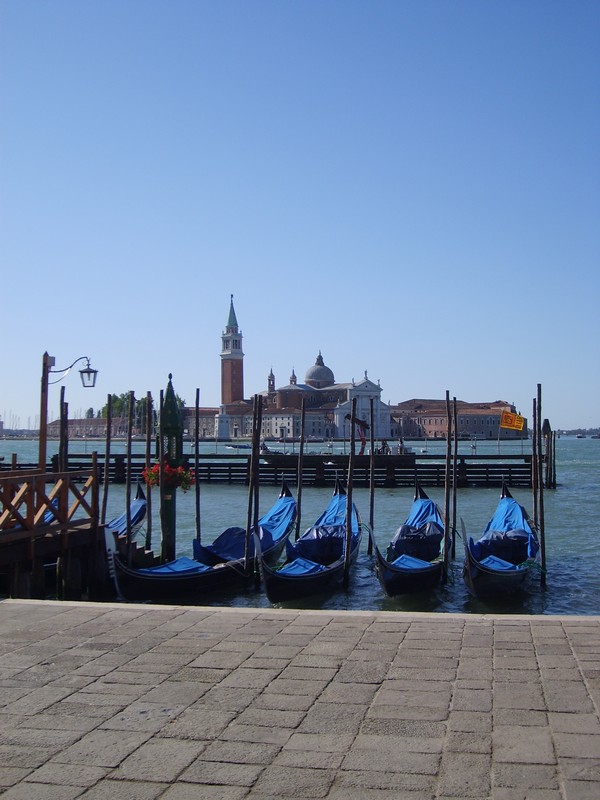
[0,600,599,799]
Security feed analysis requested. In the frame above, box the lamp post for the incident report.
[38,352,98,471]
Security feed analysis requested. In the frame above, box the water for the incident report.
[2,436,599,615]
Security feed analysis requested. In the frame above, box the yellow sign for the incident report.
[500,411,525,431]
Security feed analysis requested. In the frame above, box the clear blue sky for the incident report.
[1,0,599,430]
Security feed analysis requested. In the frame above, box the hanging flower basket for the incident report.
[142,462,195,492]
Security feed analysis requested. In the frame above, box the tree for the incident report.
[98,391,185,434]
[85,407,94,419]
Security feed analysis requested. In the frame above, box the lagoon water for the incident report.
[2,436,599,616]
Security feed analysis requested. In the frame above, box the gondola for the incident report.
[256,480,362,603]
[106,481,147,538]
[104,482,296,602]
[462,482,540,598]
[371,483,446,596]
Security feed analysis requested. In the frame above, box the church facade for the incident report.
[185,297,394,441]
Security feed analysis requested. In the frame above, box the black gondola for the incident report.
[104,482,296,602]
[371,483,446,596]
[462,482,539,598]
[256,480,362,603]
[106,481,147,538]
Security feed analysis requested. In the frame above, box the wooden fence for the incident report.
[0,464,104,600]
[1,451,536,488]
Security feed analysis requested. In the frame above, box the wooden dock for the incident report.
[2,451,536,488]
[0,465,105,600]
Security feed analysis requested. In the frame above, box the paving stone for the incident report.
[115,739,206,783]
[221,722,293,745]
[53,729,152,767]
[493,762,559,789]
[251,763,335,797]
[553,732,600,759]
[235,706,306,729]
[437,751,491,797]
[298,702,367,734]
[274,748,345,769]
[160,784,249,799]
[24,762,108,786]
[253,691,316,711]
[0,782,83,799]
[198,738,282,765]
[0,744,56,769]
[0,767,32,788]
[284,732,355,752]
[334,768,435,792]
[77,778,169,799]
[157,707,236,739]
[178,758,263,786]
[342,747,440,774]
[493,725,556,764]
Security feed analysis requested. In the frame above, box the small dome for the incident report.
[305,352,334,388]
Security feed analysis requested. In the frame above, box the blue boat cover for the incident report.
[390,553,432,569]
[314,492,359,530]
[479,554,518,571]
[107,498,147,537]
[406,498,444,530]
[484,497,533,536]
[284,488,360,567]
[137,557,212,575]
[193,493,296,564]
[287,524,348,564]
[472,496,539,563]
[277,557,328,576]
[388,497,444,562]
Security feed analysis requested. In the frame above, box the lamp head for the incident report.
[79,359,98,388]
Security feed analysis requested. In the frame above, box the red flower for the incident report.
[142,462,195,491]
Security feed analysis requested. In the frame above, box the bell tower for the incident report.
[221,295,244,404]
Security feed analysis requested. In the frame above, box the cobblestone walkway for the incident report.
[0,600,599,799]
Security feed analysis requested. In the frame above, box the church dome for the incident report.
[305,352,334,388]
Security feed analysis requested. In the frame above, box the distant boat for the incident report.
[576,434,587,439]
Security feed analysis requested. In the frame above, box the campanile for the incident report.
[220,295,244,404]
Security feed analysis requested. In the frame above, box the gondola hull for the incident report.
[461,483,539,600]
[105,484,296,603]
[372,484,446,597]
[462,542,536,598]
[256,480,362,604]
[258,531,362,603]
[374,545,443,596]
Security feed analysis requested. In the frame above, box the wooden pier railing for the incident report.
[0,463,104,600]
[2,451,536,488]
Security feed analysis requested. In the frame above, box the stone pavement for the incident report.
[0,600,599,800]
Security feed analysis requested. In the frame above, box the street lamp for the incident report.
[38,352,98,470]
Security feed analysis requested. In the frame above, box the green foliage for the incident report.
[98,391,185,435]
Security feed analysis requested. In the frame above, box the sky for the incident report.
[1,0,599,431]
